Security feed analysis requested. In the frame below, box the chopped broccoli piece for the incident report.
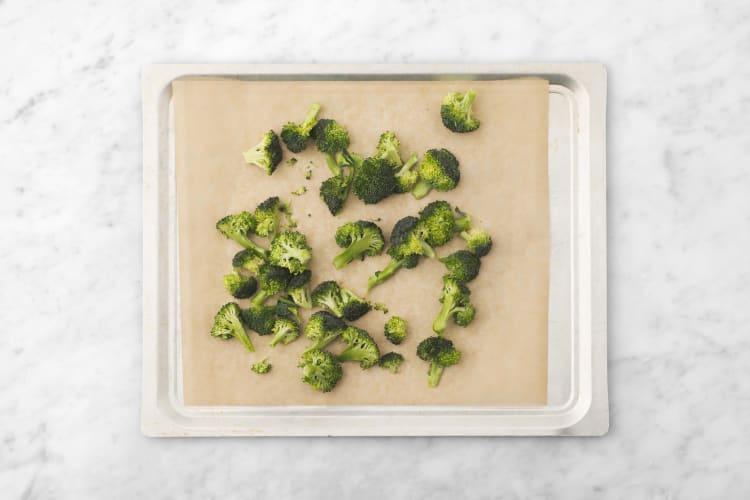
[332,220,385,269]
[311,118,350,154]
[374,302,389,314]
[240,304,277,336]
[287,157,298,166]
[243,130,283,175]
[395,152,420,193]
[311,280,371,321]
[460,228,493,257]
[454,303,476,326]
[222,271,258,299]
[216,212,267,257]
[251,358,272,374]
[432,276,474,334]
[305,166,313,179]
[275,295,301,322]
[440,250,481,283]
[285,269,312,309]
[281,102,321,153]
[417,336,462,387]
[384,316,408,345]
[440,90,480,133]
[269,230,312,275]
[336,326,380,369]
[367,216,432,291]
[298,349,343,392]
[319,170,354,216]
[378,352,404,373]
[252,196,284,239]
[412,148,460,199]
[352,157,398,204]
[210,303,254,352]
[232,249,266,275]
[270,317,300,347]
[250,263,292,307]
[291,186,307,196]
[418,200,471,246]
[303,310,347,353]
[374,131,402,168]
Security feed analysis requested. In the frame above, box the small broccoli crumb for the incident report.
[287,157,298,166]
[307,213,311,217]
[291,186,307,196]
[305,167,313,180]
[251,358,272,374]
[374,302,389,314]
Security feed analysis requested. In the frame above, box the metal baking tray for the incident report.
[141,64,608,436]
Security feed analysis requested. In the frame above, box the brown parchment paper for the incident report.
[173,78,549,406]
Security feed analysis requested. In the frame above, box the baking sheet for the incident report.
[172,78,549,406]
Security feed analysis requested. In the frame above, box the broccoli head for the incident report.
[418,201,472,246]
[232,249,266,275]
[440,250,481,283]
[440,90,480,133]
[240,304,277,336]
[311,118,350,154]
[459,228,493,257]
[252,196,284,239]
[222,271,258,299]
[332,220,385,269]
[251,358,272,374]
[243,130,283,175]
[384,316,408,345]
[367,216,432,291]
[432,276,474,334]
[285,269,312,309]
[453,303,476,327]
[269,230,312,275]
[270,317,300,347]
[412,148,460,200]
[280,102,321,153]
[298,349,343,393]
[395,152,420,193]
[250,263,292,307]
[417,336,462,387]
[352,157,399,204]
[210,302,254,352]
[319,171,354,216]
[374,131,402,168]
[378,352,405,374]
[336,326,380,369]
[311,280,371,321]
[303,310,347,353]
[216,212,267,257]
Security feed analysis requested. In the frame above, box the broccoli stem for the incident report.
[427,363,445,387]
[301,103,321,131]
[227,233,268,258]
[336,348,361,363]
[290,288,312,309]
[333,236,376,269]
[420,240,436,259]
[454,215,472,232]
[232,316,255,352]
[411,180,432,200]
[325,153,342,176]
[461,90,477,112]
[432,296,457,334]
[250,290,273,308]
[367,259,404,291]
[397,153,418,175]
[303,332,342,354]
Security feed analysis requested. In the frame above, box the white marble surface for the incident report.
[1,0,749,497]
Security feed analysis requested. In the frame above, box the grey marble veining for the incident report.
[1,0,749,498]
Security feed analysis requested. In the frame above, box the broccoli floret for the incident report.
[298,349,343,393]
[269,231,312,275]
[240,304,277,336]
[454,303,476,326]
[332,220,385,269]
[417,336,462,387]
[440,90,480,133]
[243,130,283,175]
[459,228,493,257]
[303,310,347,353]
[216,212,268,257]
[210,303,254,352]
[285,269,312,309]
[378,352,404,373]
[222,271,258,299]
[280,102,321,153]
[440,250,481,283]
[374,131,402,168]
[250,263,292,307]
[252,196,284,239]
[311,118,350,154]
[319,171,354,216]
[418,201,472,246]
[367,216,433,291]
[232,249,266,275]
[432,276,474,334]
[411,149,460,200]
[270,317,300,347]
[251,358,272,374]
[275,295,301,322]
[336,326,380,369]
[394,152,419,193]
[384,316,408,345]
[352,157,399,204]
[311,280,371,321]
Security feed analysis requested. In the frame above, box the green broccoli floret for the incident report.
[417,336,462,387]
[298,348,343,393]
[440,90,480,133]
[311,118,350,154]
[320,173,353,216]
[210,302,254,352]
[232,249,266,275]
[240,304,277,336]
[453,303,476,326]
[459,228,493,257]
[394,152,420,193]
[332,220,385,269]
[250,263,292,307]
[281,102,321,153]
[440,250,481,283]
[269,231,312,275]
[418,201,472,246]
[222,271,258,299]
[270,317,300,347]
[352,157,399,204]
[374,131,402,168]
[311,280,371,321]
[275,295,301,323]
[216,212,268,257]
[251,358,272,374]
[411,148,460,200]
[285,269,312,309]
[243,130,283,175]
[432,276,474,334]
[303,310,347,353]
[384,316,408,345]
[378,352,404,373]
[367,216,433,291]
[252,196,285,239]
[336,326,380,369]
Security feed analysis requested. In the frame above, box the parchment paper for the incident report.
[173,78,549,406]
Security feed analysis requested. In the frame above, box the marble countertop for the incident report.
[2,0,748,498]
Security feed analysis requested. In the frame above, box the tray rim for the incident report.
[141,63,608,437]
